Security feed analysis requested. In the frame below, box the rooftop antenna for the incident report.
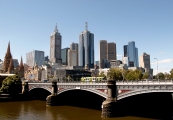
[54,23,58,32]
[85,22,88,30]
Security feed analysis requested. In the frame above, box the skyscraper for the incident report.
[78,22,94,69]
[139,52,150,69]
[123,41,139,67]
[107,42,117,61]
[26,50,44,67]
[99,40,107,68]
[99,40,117,68]
[70,42,78,66]
[50,24,62,64]
[61,47,69,65]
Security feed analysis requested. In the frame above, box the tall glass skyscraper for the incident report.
[123,41,139,67]
[78,22,94,69]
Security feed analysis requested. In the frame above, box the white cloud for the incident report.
[151,59,173,65]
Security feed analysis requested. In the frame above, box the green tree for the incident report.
[170,69,173,79]
[133,69,143,80]
[143,72,149,79]
[158,72,165,80]
[0,75,22,94]
[99,71,106,79]
[107,68,123,80]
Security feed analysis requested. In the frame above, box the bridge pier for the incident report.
[22,82,29,94]
[101,79,120,118]
[46,81,58,106]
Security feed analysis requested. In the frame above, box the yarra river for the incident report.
[0,100,158,120]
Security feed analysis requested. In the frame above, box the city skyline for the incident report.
[0,0,173,75]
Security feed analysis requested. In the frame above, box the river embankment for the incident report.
[0,93,29,102]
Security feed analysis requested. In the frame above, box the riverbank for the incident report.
[0,93,29,102]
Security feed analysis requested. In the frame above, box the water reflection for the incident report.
[0,100,157,120]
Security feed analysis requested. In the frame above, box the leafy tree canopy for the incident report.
[0,75,22,94]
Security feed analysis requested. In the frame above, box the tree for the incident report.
[170,69,173,79]
[157,72,165,80]
[143,72,149,80]
[99,71,106,80]
[107,68,123,80]
[0,75,22,94]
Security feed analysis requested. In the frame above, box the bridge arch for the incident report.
[29,86,52,93]
[57,88,107,98]
[117,89,173,100]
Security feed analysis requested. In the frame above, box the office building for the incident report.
[139,52,151,69]
[99,40,107,68]
[68,49,77,66]
[70,42,78,66]
[107,42,117,61]
[50,24,62,64]
[78,22,94,69]
[61,48,69,65]
[26,50,44,67]
[124,41,139,67]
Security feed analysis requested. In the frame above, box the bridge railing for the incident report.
[27,79,173,85]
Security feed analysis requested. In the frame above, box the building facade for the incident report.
[70,42,78,66]
[50,24,62,64]
[68,49,77,66]
[139,52,151,69]
[99,40,107,68]
[124,41,139,67]
[26,50,44,67]
[61,48,69,65]
[78,22,94,69]
[107,42,117,61]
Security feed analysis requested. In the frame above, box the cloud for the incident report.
[151,59,173,65]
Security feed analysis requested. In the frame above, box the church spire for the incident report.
[5,41,12,58]
[54,23,58,32]
[19,56,24,68]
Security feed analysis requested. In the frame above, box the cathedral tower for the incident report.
[4,42,12,73]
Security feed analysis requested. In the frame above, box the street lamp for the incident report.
[154,58,158,81]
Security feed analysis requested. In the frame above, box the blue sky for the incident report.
[0,0,173,75]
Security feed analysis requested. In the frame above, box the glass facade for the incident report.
[26,50,44,67]
[124,41,139,67]
[61,48,69,65]
[78,30,94,69]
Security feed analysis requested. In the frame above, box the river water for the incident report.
[0,100,158,120]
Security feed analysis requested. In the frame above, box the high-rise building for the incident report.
[107,42,117,61]
[139,52,150,69]
[99,40,107,68]
[26,50,44,67]
[123,45,128,57]
[124,41,139,67]
[68,49,77,66]
[50,24,62,64]
[70,42,78,66]
[61,48,69,65]
[78,22,94,69]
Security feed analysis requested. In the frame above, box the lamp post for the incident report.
[154,58,158,81]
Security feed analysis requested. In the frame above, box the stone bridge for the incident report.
[25,80,173,100]
[22,80,173,118]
